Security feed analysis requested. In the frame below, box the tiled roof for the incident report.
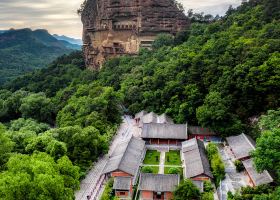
[242,159,273,186]
[139,174,179,192]
[188,126,216,136]
[142,123,187,139]
[103,137,145,175]
[135,110,148,119]
[113,176,131,190]
[182,138,213,179]
[226,133,255,160]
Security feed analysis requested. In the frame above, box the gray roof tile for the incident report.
[103,137,145,175]
[226,133,255,160]
[188,126,216,136]
[139,174,179,192]
[242,159,273,186]
[182,138,213,179]
[113,176,131,190]
[142,123,187,139]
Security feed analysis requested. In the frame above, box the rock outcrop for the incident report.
[81,0,190,69]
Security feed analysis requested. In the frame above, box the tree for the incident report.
[173,179,200,200]
[206,143,225,185]
[25,135,67,159]
[196,91,228,130]
[9,118,50,134]
[211,154,225,185]
[0,131,15,169]
[0,153,79,200]
[20,93,54,123]
[0,90,29,121]
[152,34,174,49]
[49,126,108,170]
[206,142,219,160]
[258,109,280,131]
[196,91,243,135]
[252,129,280,181]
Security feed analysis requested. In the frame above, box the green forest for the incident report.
[0,0,279,199]
[0,29,75,84]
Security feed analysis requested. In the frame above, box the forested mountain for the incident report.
[0,0,279,199]
[0,28,75,84]
[97,0,280,136]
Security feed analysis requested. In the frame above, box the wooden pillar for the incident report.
[158,139,160,145]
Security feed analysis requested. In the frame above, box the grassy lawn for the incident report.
[164,167,183,179]
[143,150,160,165]
[141,166,159,174]
[165,150,181,165]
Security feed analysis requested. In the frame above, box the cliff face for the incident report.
[81,0,190,69]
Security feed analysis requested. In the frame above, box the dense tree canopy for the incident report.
[252,109,280,182]
[0,0,279,198]
[0,153,80,200]
[95,0,280,136]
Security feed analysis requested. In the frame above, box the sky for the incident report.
[0,0,243,39]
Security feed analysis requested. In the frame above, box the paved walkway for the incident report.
[75,116,136,200]
[159,151,165,174]
[218,145,248,200]
[75,157,108,200]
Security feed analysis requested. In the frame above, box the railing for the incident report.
[87,174,106,200]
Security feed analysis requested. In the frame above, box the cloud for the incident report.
[0,0,242,38]
[180,0,242,15]
[0,0,84,38]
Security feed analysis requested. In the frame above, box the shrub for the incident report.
[101,178,115,200]
[168,167,180,174]
[206,143,225,186]
[204,180,214,192]
[201,192,214,200]
[173,179,200,200]
[234,160,245,172]
[141,166,153,173]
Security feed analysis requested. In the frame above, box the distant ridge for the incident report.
[0,28,75,84]
[53,34,82,45]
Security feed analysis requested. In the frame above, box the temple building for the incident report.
[226,134,273,187]
[103,137,146,199]
[141,123,188,145]
[138,173,180,200]
[135,111,173,127]
[181,138,213,182]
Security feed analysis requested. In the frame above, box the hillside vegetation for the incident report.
[0,0,279,199]
[0,28,75,84]
[97,0,280,136]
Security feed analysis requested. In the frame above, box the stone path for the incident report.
[218,145,248,200]
[75,157,108,200]
[159,151,165,174]
[75,115,136,200]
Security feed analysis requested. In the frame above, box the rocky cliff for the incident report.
[81,0,190,69]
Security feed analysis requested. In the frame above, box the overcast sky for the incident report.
[0,0,242,39]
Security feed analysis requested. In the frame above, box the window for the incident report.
[120,191,126,196]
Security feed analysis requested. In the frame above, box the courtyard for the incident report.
[142,149,183,176]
